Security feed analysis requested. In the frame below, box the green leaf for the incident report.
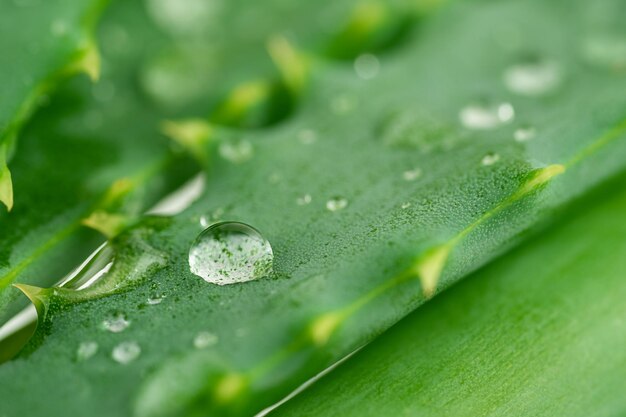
[272,173,626,417]
[2,0,626,416]
[0,0,109,210]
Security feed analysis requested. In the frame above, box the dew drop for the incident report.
[189,222,273,285]
[296,194,312,205]
[504,60,561,96]
[514,126,536,142]
[582,34,626,69]
[326,197,348,212]
[102,312,130,333]
[460,102,515,130]
[76,341,98,361]
[193,331,219,349]
[219,140,253,164]
[401,202,412,209]
[298,129,317,145]
[481,152,501,166]
[403,168,422,181]
[112,341,141,365]
[331,94,357,115]
[147,293,166,305]
[354,53,380,80]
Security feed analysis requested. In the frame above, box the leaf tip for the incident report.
[0,163,13,211]
[13,283,49,316]
[82,210,129,238]
[267,35,309,93]
[161,119,212,162]
[415,244,451,298]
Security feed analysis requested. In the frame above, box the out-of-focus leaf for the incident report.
[1,0,626,416]
[0,0,109,210]
[273,174,626,417]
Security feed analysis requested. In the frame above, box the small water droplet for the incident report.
[401,202,412,209]
[298,129,317,145]
[92,81,116,102]
[50,19,68,37]
[331,94,357,115]
[403,168,422,181]
[193,331,218,349]
[296,194,312,205]
[145,0,221,36]
[582,34,626,69]
[514,126,536,142]
[481,152,501,166]
[326,197,348,212]
[219,140,253,164]
[76,341,98,361]
[112,341,141,365]
[189,222,273,285]
[147,293,166,305]
[102,312,130,333]
[504,60,561,96]
[354,53,380,80]
[460,102,515,130]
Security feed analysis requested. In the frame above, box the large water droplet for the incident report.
[76,341,98,361]
[460,102,515,130]
[193,331,219,349]
[504,59,561,96]
[189,222,273,285]
[354,53,380,80]
[112,341,141,365]
[102,312,130,333]
[326,197,348,212]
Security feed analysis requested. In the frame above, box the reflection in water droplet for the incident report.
[514,126,536,142]
[460,102,514,130]
[354,54,380,80]
[296,194,312,205]
[112,341,141,365]
[189,222,273,285]
[582,34,626,69]
[193,331,219,349]
[326,197,348,212]
[219,140,253,164]
[102,312,130,333]
[77,341,98,361]
[481,153,501,166]
[504,60,561,96]
[298,129,317,145]
[403,168,422,181]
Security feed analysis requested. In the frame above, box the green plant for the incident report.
[1,0,625,416]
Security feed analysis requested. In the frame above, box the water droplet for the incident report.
[326,197,348,212]
[460,102,515,130]
[50,19,68,37]
[582,34,626,69]
[514,126,536,142]
[504,60,561,96]
[403,168,422,181]
[112,341,141,365]
[219,140,253,164]
[298,129,317,145]
[102,312,130,333]
[296,194,312,205]
[145,0,221,36]
[147,293,166,305]
[401,202,412,209]
[76,341,98,361]
[92,80,116,102]
[481,152,501,166]
[331,94,357,115]
[354,53,380,80]
[193,331,218,349]
[377,109,452,152]
[189,222,273,285]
